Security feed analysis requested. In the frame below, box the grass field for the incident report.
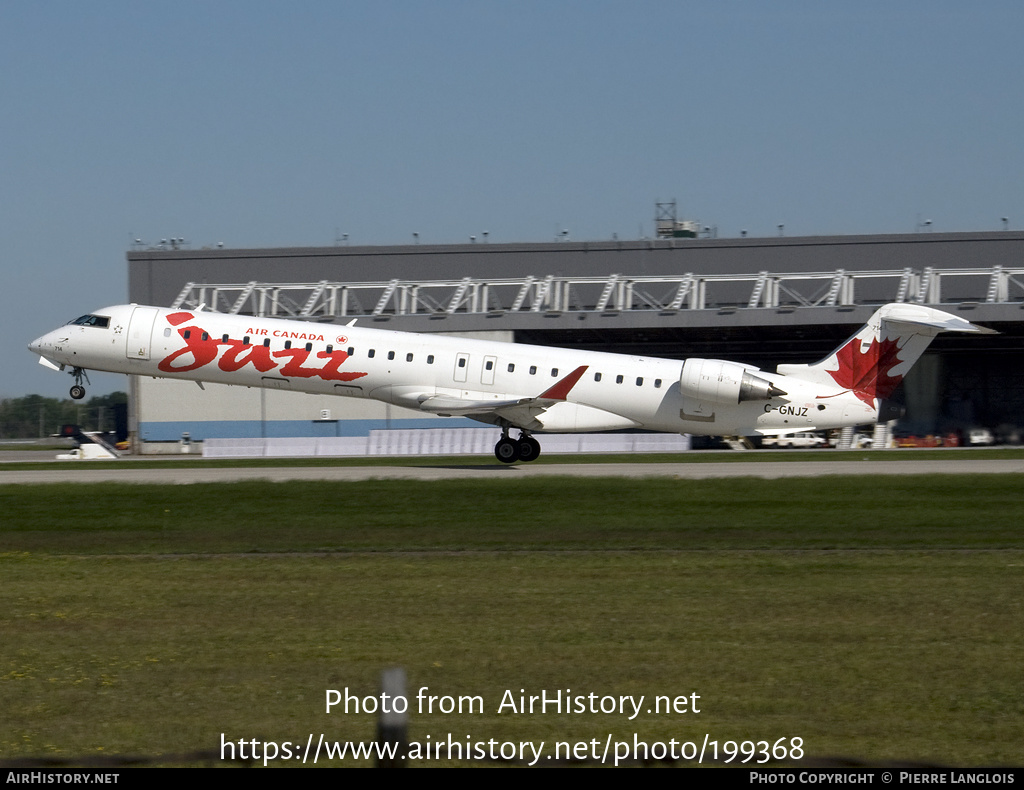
[1,474,1022,766]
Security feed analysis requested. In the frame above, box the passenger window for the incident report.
[616,375,624,384]
[655,379,662,388]
[164,328,171,337]
[263,339,270,347]
[201,332,209,341]
[388,351,395,360]
[305,343,312,352]
[427,355,434,364]
[243,336,250,345]
[183,330,191,339]
[222,334,229,342]
[485,360,493,370]
[529,366,537,375]
[326,344,333,353]
[284,341,292,349]
[636,377,643,386]
[508,363,515,373]
[347,347,354,356]
[551,368,558,377]
[406,353,414,362]
[458,358,466,368]
[594,372,602,382]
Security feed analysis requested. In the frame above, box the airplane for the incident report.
[28,302,994,462]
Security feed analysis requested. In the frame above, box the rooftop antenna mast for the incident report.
[655,199,677,238]
[655,198,697,239]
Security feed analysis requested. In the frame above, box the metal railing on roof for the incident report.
[169,265,1024,318]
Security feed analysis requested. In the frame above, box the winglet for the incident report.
[538,365,588,401]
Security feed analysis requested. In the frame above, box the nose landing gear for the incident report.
[494,426,542,464]
[69,367,90,400]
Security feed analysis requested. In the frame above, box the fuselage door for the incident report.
[126,306,158,360]
[481,355,497,386]
[453,352,470,383]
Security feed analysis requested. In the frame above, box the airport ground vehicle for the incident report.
[763,432,827,448]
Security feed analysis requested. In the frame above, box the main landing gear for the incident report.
[494,427,541,464]
[69,367,90,400]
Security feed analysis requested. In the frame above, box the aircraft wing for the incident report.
[418,396,532,416]
[418,365,589,418]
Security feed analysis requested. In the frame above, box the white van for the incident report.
[764,432,827,449]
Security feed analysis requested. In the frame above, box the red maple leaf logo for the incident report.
[827,336,904,406]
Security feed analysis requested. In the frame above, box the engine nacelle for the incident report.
[679,358,785,404]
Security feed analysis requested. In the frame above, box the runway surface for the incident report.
[1,458,1022,484]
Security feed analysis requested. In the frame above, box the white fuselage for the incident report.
[28,304,877,436]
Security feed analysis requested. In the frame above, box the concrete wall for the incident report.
[135,377,476,443]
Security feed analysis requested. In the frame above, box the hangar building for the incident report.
[126,230,1024,446]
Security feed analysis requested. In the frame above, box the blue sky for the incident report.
[4,1,1023,396]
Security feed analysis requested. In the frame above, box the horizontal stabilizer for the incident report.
[875,303,997,335]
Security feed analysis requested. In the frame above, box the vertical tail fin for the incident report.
[777,304,994,407]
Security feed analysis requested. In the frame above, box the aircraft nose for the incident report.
[28,330,67,371]
[28,328,61,356]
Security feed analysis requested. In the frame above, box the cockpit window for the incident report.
[69,314,111,328]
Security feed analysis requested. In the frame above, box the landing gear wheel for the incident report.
[494,437,518,464]
[69,367,90,400]
[517,436,541,463]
